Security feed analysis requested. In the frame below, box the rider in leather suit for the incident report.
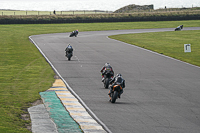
[108,73,125,98]
[100,63,114,82]
[65,44,73,56]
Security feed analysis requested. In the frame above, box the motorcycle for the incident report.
[175,25,183,31]
[102,68,113,88]
[69,30,78,37]
[109,84,122,103]
[65,46,73,61]
[65,49,73,61]
[103,71,113,89]
[66,52,72,61]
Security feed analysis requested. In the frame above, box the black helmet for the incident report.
[115,75,122,83]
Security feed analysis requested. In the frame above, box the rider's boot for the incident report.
[102,77,104,82]
[108,90,112,102]
[108,89,114,96]
[108,90,111,96]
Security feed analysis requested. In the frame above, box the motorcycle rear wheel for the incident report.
[67,53,72,61]
[104,78,109,89]
[111,91,118,103]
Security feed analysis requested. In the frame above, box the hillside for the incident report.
[114,4,154,13]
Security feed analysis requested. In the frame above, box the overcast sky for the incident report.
[1,0,199,11]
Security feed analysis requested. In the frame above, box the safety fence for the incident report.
[0,10,111,16]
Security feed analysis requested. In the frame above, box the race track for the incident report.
[30,27,200,133]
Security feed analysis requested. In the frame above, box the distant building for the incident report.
[148,5,154,9]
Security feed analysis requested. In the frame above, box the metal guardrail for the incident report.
[1,8,200,16]
[0,10,112,16]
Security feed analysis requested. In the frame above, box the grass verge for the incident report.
[0,20,199,132]
[109,30,200,67]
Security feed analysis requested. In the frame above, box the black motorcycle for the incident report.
[110,84,122,103]
[66,52,72,61]
[175,25,183,31]
[65,46,73,61]
[69,30,78,37]
[102,68,113,89]
[65,49,73,61]
[103,71,113,89]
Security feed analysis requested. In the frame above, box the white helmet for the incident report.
[116,73,122,77]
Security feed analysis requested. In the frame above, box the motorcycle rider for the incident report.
[73,29,78,36]
[100,63,114,82]
[65,44,73,57]
[108,73,125,99]
[175,25,183,31]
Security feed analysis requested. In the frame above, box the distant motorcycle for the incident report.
[103,69,113,89]
[69,30,78,37]
[175,25,183,31]
[109,84,123,103]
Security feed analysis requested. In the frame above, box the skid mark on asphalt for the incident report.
[49,79,106,133]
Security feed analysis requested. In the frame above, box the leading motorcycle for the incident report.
[175,25,183,31]
[69,30,78,37]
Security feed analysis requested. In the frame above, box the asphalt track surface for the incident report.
[30,27,200,133]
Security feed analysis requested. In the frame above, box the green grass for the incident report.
[110,30,200,67]
[0,20,200,132]
[0,26,56,133]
